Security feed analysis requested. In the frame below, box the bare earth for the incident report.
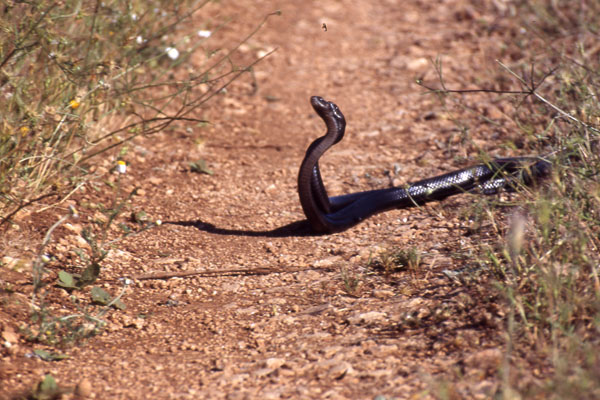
[1,1,549,399]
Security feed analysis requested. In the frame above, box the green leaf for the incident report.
[39,374,57,390]
[91,286,126,310]
[73,248,89,262]
[56,271,77,289]
[132,210,148,223]
[31,373,69,400]
[118,223,131,233]
[34,349,69,361]
[32,374,59,400]
[90,286,111,304]
[79,262,100,287]
[112,299,126,310]
[118,146,129,157]
[189,159,213,175]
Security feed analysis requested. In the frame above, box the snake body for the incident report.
[298,96,551,233]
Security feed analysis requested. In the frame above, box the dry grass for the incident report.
[435,1,600,397]
[0,0,274,225]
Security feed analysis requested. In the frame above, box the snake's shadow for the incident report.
[165,219,321,237]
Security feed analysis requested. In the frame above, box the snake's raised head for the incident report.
[310,96,346,143]
[310,96,329,115]
[310,96,343,119]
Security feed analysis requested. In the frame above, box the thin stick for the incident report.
[417,61,600,136]
[36,182,86,213]
[129,266,327,281]
[496,61,600,135]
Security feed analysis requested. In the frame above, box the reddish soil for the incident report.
[1,1,548,399]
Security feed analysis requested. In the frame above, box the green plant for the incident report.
[340,265,363,296]
[0,1,277,224]
[414,1,600,396]
[1,0,278,347]
[367,246,421,276]
[28,374,67,400]
[496,1,600,396]
[489,150,600,398]
[419,1,600,397]
[27,162,156,346]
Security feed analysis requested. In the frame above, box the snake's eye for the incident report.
[310,96,326,107]
[331,104,343,119]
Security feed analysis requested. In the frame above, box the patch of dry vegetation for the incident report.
[0,0,272,225]
[418,1,600,397]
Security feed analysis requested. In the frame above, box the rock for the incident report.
[374,344,398,356]
[347,311,387,325]
[261,389,284,400]
[64,223,83,234]
[225,373,249,386]
[296,270,322,281]
[300,304,330,315]
[416,307,431,319]
[264,183,277,194]
[406,297,425,308]
[358,129,380,138]
[211,358,225,371]
[314,256,340,268]
[363,369,393,379]
[236,306,258,316]
[264,358,286,370]
[454,6,478,21]
[263,242,277,254]
[266,297,286,306]
[483,105,504,120]
[372,289,394,299]
[148,177,163,185]
[472,379,498,400]
[2,326,18,344]
[406,57,428,72]
[321,346,342,359]
[464,348,502,372]
[328,361,352,379]
[75,235,88,247]
[75,378,92,397]
[253,367,274,378]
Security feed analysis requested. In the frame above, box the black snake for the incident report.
[298,96,551,233]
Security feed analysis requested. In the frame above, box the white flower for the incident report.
[131,13,138,21]
[156,220,162,226]
[136,35,144,44]
[119,277,133,286]
[68,205,79,218]
[198,30,212,38]
[117,160,127,174]
[165,47,179,60]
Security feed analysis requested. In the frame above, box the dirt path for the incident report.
[2,1,538,398]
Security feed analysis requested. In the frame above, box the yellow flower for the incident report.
[20,126,30,135]
[69,99,80,109]
[68,205,79,218]
[117,160,127,174]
